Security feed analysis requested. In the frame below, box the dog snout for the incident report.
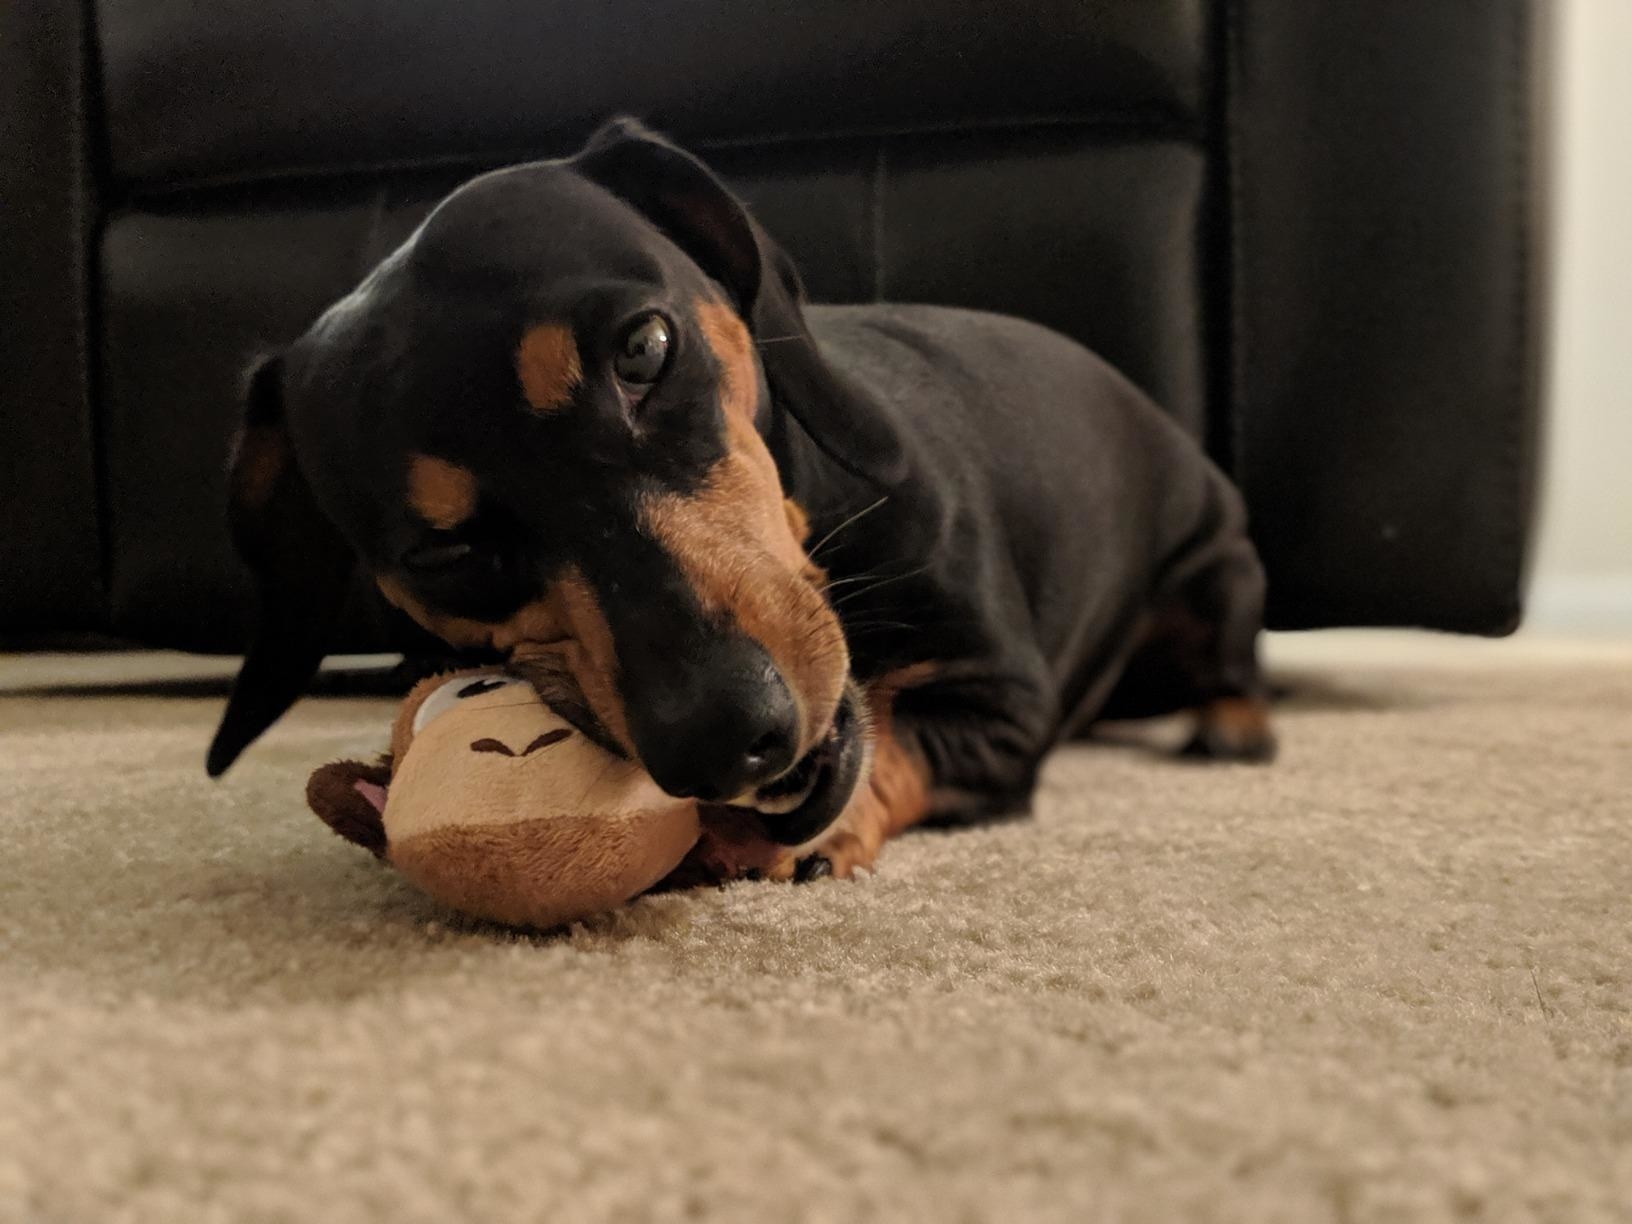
[625,638,801,802]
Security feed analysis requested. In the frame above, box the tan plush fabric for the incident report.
[1,635,1629,1222]
[375,673,699,928]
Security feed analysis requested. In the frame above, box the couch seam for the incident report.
[109,111,1203,205]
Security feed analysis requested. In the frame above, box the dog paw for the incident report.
[792,829,877,881]
[659,807,800,888]
[660,803,888,890]
[1181,697,1277,763]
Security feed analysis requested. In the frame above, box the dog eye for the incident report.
[614,314,671,385]
[402,537,476,572]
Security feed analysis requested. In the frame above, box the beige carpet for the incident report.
[2,634,1629,1223]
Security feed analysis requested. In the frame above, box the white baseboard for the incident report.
[1524,575,1632,632]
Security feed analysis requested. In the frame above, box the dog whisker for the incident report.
[838,619,919,634]
[817,555,925,598]
[819,570,896,595]
[826,564,933,610]
[807,495,890,563]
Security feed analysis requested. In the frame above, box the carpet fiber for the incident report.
[2,635,1629,1222]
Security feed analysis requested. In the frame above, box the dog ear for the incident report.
[206,354,356,777]
[571,117,907,487]
[305,757,391,856]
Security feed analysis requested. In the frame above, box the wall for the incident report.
[1528,0,1632,631]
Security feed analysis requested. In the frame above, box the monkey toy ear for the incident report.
[305,757,393,857]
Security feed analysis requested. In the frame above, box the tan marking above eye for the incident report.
[516,322,583,413]
[406,454,478,529]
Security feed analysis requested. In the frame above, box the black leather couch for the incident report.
[1,0,1552,651]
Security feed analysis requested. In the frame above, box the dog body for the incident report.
[778,304,1267,826]
[209,119,1270,881]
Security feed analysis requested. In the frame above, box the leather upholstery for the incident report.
[0,0,1551,646]
[101,0,1207,188]
[1227,0,1549,633]
[0,0,105,633]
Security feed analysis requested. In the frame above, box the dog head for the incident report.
[209,119,897,845]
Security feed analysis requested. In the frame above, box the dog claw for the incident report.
[794,855,833,883]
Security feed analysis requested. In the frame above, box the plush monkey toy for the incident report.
[306,669,701,929]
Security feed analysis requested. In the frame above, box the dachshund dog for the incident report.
[208,118,1273,882]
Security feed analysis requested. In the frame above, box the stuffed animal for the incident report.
[305,669,700,929]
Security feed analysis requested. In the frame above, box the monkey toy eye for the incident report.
[411,673,529,733]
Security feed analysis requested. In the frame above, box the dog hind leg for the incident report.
[1095,538,1276,763]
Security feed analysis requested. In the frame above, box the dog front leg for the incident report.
[792,667,1053,877]
[786,694,933,879]
[664,666,1052,884]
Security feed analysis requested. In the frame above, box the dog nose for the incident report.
[626,644,800,803]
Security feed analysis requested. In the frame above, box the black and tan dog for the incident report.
[208,118,1273,881]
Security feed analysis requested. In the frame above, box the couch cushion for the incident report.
[0,0,105,635]
[99,0,1207,191]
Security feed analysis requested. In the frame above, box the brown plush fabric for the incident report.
[390,809,699,930]
[2,635,1629,1221]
